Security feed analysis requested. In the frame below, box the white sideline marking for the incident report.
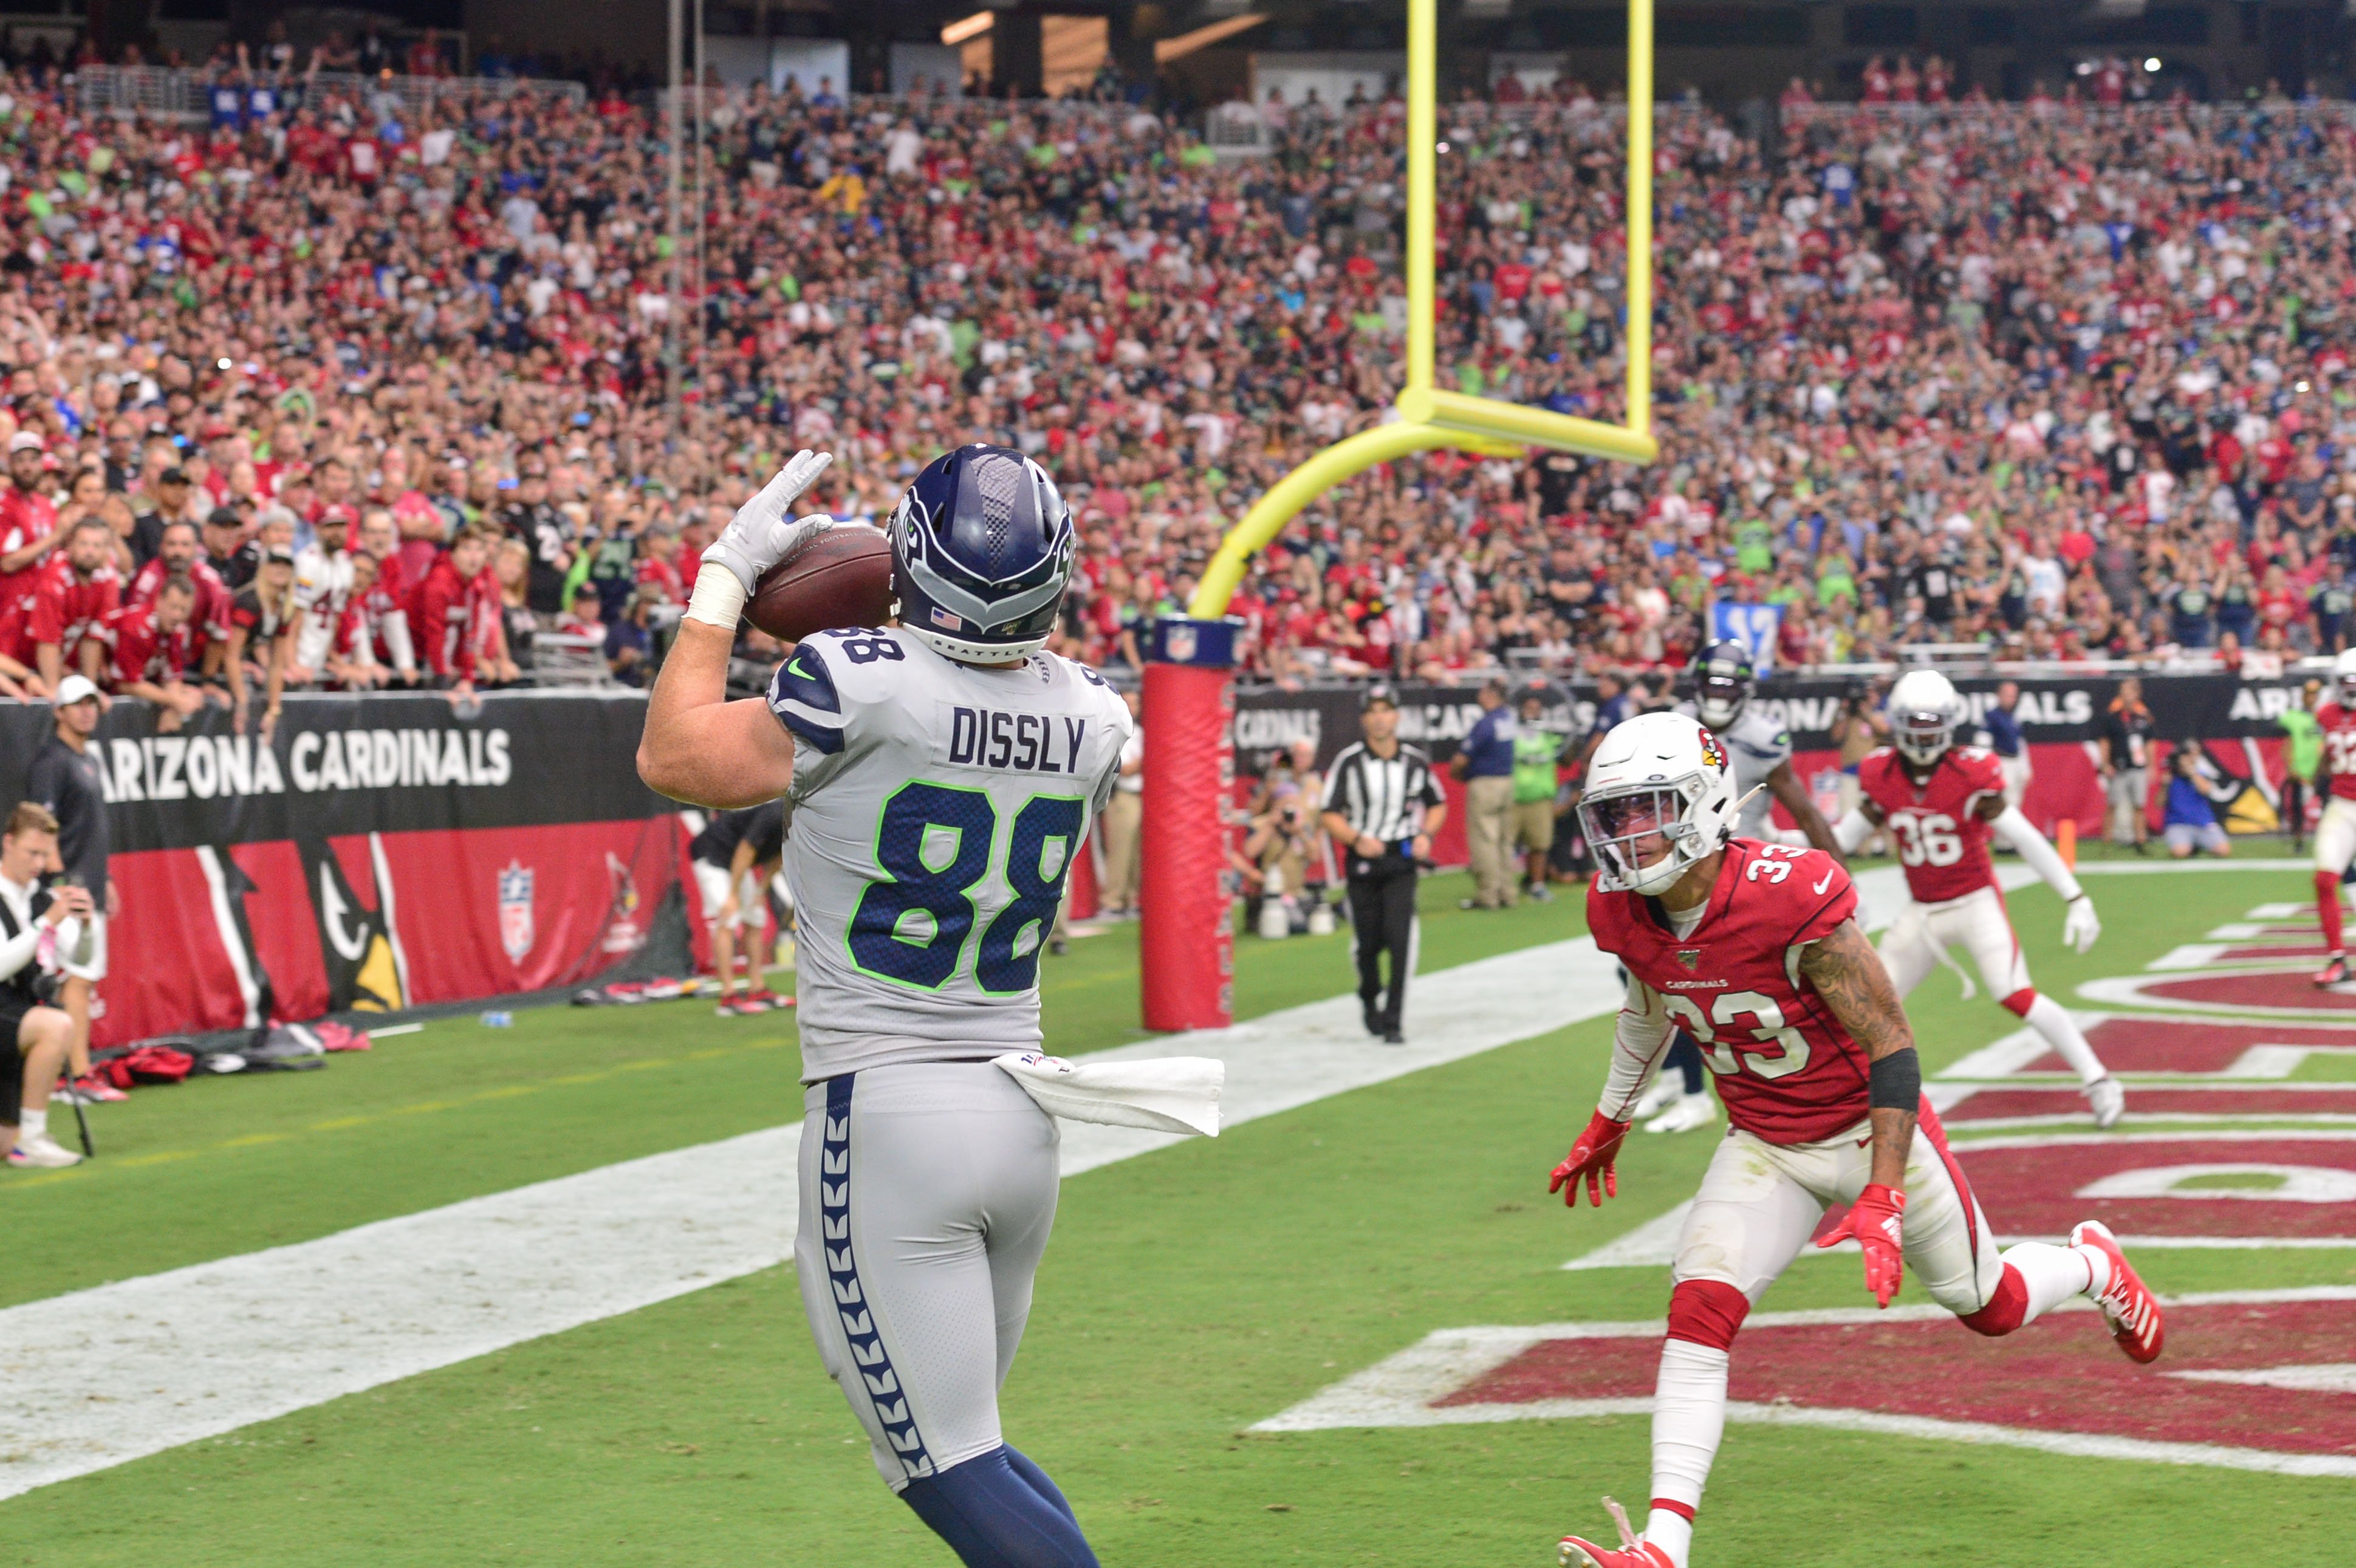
[1253,1289,2356,1479]
[2169,1363,2356,1395]
[0,930,1641,1500]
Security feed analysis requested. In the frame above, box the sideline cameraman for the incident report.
[0,803,90,1168]
[1829,680,1889,845]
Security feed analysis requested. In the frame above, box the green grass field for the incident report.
[4,858,2352,1566]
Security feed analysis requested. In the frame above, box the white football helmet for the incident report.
[1579,711,1739,896]
[1888,669,1965,768]
[2335,647,2356,708]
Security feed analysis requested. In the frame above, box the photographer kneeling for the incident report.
[0,803,91,1168]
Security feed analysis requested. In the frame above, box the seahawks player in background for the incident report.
[640,444,1131,1568]
[1629,641,1847,1135]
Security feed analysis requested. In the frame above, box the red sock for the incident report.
[2319,872,2345,956]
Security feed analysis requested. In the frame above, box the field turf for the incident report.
[3,856,2351,1565]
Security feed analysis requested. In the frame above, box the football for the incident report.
[745,523,895,641]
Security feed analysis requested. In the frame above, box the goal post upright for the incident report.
[1138,0,1660,1031]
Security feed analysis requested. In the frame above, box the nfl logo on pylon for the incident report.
[498,861,535,963]
[1166,623,1197,663]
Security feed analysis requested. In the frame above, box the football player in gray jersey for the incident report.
[640,443,1129,1568]
[1638,641,1849,1134]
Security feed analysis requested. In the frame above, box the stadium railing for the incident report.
[1779,98,2356,131]
[72,64,585,123]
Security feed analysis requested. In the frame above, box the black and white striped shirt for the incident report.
[1321,741,1445,847]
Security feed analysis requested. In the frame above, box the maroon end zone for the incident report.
[2010,1018,2356,1076]
[1433,1298,2356,1458]
[1945,1086,2356,1121]
[1955,1134,2356,1238]
[2124,970,2356,1013]
[2214,942,2337,963]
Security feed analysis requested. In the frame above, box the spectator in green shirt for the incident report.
[2282,679,2324,852]
[1509,683,1566,902]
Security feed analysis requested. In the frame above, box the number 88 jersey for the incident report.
[767,626,1133,1084]
[1855,744,2005,905]
[1587,841,1872,1144]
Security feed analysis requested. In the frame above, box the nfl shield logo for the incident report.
[499,861,535,964]
[1676,948,1702,971]
[1166,624,1197,663]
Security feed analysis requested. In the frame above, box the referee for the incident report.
[1320,683,1447,1046]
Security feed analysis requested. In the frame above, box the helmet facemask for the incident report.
[1695,677,1748,730]
[1893,706,1955,767]
[1581,779,1711,897]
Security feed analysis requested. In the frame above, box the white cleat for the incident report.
[2084,1075,2126,1129]
[1630,1077,1683,1121]
[1645,1091,1717,1135]
[8,1134,83,1168]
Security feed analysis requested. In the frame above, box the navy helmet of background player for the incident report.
[889,443,1076,662]
[1674,642,1844,860]
[1687,639,1755,731]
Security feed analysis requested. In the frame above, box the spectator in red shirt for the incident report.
[29,519,124,691]
[1,433,63,658]
[337,550,418,686]
[408,528,498,694]
[127,519,231,676]
[109,575,218,731]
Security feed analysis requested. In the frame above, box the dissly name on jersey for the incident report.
[943,704,1091,775]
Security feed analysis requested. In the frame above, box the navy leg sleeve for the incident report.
[1001,1445,1079,1526]
[1667,1033,1705,1095]
[897,1445,1100,1568]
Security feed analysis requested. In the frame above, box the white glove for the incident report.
[700,449,835,593]
[2062,895,2101,955]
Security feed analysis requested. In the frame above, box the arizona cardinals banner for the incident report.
[1231,671,2312,776]
[0,691,674,1049]
[1231,669,2320,854]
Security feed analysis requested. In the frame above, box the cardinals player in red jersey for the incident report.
[1837,671,2124,1127]
[2306,648,2356,985]
[1549,712,2163,1568]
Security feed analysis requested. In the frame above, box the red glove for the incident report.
[1818,1183,1906,1307]
[1547,1111,1632,1208]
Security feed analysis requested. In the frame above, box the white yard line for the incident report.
[0,928,1639,1501]
[1252,1287,2356,1480]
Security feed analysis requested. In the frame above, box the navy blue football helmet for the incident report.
[889,444,1075,662]
[1688,640,1756,730]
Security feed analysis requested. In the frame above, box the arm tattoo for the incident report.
[1797,919,1914,1064]
[1799,919,1917,1183]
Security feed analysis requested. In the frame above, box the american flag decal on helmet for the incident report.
[930,606,963,631]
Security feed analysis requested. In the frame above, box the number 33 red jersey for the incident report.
[1587,841,1869,1145]
[1856,744,2005,904]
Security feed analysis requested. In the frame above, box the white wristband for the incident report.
[685,567,748,631]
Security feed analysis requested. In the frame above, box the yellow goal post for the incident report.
[1187,0,1659,620]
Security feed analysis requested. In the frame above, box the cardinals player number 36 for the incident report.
[1544,710,2165,1568]
[1838,669,2125,1127]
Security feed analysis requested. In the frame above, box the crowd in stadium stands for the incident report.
[2,55,2355,717]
